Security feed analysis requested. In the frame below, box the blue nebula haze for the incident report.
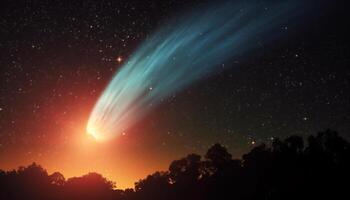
[87,0,304,141]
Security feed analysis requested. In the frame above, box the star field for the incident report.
[0,0,349,189]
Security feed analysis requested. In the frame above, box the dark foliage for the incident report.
[1,129,349,200]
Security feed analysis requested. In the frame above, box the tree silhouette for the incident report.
[50,172,65,186]
[0,129,349,200]
[134,171,170,200]
[64,173,115,200]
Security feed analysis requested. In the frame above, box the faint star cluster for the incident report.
[0,0,349,176]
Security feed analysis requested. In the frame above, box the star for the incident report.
[116,56,123,63]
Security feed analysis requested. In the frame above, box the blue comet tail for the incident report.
[87,0,304,141]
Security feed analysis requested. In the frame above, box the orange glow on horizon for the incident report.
[0,121,171,189]
[0,104,189,190]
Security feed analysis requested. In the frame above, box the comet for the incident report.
[87,0,305,141]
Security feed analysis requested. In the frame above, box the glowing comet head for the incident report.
[86,118,124,142]
[86,124,105,142]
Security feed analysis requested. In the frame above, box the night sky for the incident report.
[1,0,349,189]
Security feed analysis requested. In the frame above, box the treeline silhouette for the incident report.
[1,129,349,200]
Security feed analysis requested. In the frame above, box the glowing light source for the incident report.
[86,125,104,142]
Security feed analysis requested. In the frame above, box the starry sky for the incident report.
[0,0,350,189]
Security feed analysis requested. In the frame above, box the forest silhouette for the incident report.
[1,129,349,200]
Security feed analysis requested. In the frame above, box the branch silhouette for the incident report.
[1,129,349,200]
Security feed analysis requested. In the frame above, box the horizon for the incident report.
[1,0,350,194]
